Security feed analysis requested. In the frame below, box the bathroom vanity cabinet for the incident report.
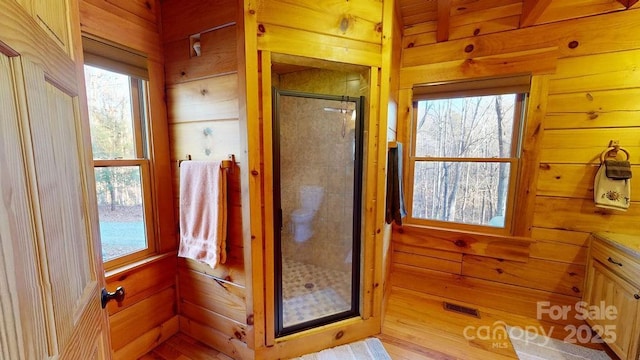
[584,233,640,360]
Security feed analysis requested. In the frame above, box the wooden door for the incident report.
[0,1,111,359]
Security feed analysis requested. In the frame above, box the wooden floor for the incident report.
[379,286,614,360]
[140,287,611,359]
[138,333,233,360]
[380,287,527,359]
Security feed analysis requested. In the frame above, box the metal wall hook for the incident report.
[600,140,630,163]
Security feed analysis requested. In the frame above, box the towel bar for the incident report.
[178,154,192,167]
[221,154,236,171]
[179,154,237,173]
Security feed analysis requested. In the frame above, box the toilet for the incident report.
[291,185,324,243]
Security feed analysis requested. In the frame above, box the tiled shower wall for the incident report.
[277,68,369,272]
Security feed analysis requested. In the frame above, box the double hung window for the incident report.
[83,37,155,267]
[408,76,529,234]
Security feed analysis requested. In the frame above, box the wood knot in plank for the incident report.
[200,89,208,96]
[588,111,598,120]
[258,24,266,34]
[585,93,594,101]
[539,163,551,170]
[340,16,351,33]
[473,28,481,36]
[572,286,580,293]
[375,22,383,33]
[247,314,254,325]
[463,59,476,68]
[464,44,474,53]
[335,330,345,340]
[496,268,504,274]
[568,40,579,49]
[454,239,467,248]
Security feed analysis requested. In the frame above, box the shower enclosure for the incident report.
[273,89,364,336]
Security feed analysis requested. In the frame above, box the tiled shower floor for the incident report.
[282,258,352,327]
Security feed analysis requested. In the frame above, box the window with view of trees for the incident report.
[409,83,527,233]
[84,61,155,265]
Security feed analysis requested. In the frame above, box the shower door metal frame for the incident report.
[272,88,365,337]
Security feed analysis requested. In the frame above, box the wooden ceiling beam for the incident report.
[520,0,552,27]
[436,0,451,42]
[617,0,640,8]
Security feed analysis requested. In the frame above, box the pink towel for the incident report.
[178,161,227,268]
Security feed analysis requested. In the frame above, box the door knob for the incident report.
[101,286,125,308]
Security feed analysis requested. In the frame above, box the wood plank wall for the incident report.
[105,255,178,359]
[254,0,385,68]
[393,7,640,326]
[78,1,178,359]
[160,1,253,358]
[381,3,403,313]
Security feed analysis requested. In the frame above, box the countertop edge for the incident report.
[592,232,640,259]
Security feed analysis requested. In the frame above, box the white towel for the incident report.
[594,164,630,211]
[178,161,227,268]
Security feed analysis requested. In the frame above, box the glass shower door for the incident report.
[273,89,364,336]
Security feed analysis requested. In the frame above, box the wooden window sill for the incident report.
[105,251,176,281]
